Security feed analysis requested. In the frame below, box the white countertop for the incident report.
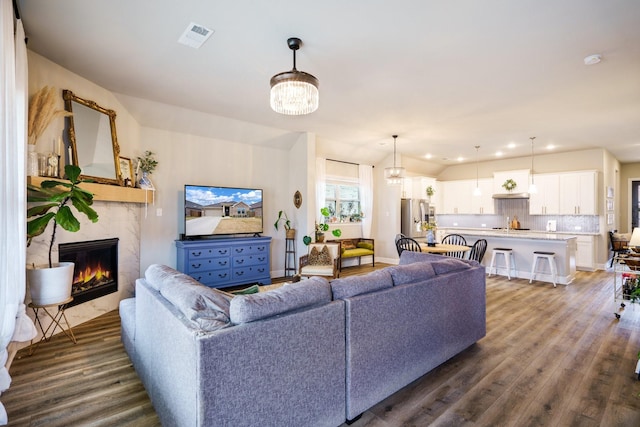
[439,227,579,241]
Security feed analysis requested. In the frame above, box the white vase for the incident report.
[26,262,75,305]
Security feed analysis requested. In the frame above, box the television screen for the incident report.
[184,185,263,237]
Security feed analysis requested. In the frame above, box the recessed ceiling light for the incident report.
[424,153,432,159]
[584,54,602,65]
[546,144,555,150]
[496,151,503,157]
[507,143,516,149]
[457,156,464,162]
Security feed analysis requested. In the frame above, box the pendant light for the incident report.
[528,137,538,194]
[270,37,319,115]
[473,145,482,196]
[385,135,405,185]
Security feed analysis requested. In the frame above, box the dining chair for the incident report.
[396,236,422,256]
[467,239,488,263]
[609,231,630,268]
[441,234,467,258]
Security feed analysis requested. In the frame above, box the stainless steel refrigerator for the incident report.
[401,198,434,239]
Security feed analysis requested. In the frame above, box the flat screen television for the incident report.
[184,184,263,238]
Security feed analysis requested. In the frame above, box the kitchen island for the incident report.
[436,228,577,285]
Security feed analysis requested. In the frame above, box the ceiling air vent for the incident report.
[178,22,214,49]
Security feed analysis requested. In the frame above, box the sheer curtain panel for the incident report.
[0,2,36,424]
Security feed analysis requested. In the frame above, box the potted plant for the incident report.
[26,164,99,305]
[136,150,158,189]
[305,207,342,244]
[274,210,295,238]
[426,185,435,198]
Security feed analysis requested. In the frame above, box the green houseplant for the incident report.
[273,210,295,238]
[305,207,342,244]
[26,164,99,305]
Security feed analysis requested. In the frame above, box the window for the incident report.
[325,181,361,222]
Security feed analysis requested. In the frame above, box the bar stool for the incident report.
[530,251,557,287]
[488,248,516,280]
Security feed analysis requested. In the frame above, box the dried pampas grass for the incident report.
[27,86,72,145]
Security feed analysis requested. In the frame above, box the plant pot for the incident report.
[26,262,74,305]
[286,229,296,239]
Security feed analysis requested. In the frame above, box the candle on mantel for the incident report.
[68,146,73,166]
[136,160,141,175]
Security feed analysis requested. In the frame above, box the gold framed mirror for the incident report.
[63,89,122,185]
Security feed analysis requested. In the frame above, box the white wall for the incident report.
[26,52,143,338]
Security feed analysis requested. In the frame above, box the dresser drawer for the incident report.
[231,244,269,256]
[187,246,230,259]
[233,254,268,268]
[187,257,230,272]
[189,269,231,286]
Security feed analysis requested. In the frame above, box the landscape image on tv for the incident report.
[184,185,263,237]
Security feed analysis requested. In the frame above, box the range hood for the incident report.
[492,192,530,199]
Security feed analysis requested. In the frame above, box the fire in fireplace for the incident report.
[59,238,119,307]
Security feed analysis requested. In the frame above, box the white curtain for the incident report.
[359,164,374,238]
[0,3,36,424]
[315,158,326,220]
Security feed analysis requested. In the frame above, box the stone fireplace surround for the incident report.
[25,199,141,343]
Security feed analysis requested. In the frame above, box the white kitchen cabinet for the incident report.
[402,177,438,202]
[441,180,472,214]
[529,173,560,215]
[559,171,597,215]
[575,235,596,271]
[401,178,412,199]
[493,169,531,195]
[470,178,495,214]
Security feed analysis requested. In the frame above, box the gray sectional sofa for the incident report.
[120,251,486,426]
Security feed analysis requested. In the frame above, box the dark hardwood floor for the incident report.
[4,265,640,426]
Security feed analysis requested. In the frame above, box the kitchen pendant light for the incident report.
[270,37,319,115]
[385,135,405,185]
[473,145,482,196]
[528,136,538,194]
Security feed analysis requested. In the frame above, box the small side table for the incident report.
[28,297,77,355]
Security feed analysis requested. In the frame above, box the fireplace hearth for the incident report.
[59,238,118,308]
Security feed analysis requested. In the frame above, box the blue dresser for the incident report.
[176,237,272,288]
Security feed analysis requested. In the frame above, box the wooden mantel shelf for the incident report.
[27,176,152,204]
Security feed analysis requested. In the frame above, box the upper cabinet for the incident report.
[402,176,438,203]
[493,170,531,195]
[529,173,560,215]
[439,179,494,214]
[559,171,598,215]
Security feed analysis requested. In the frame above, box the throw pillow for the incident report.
[356,242,374,251]
[342,240,356,250]
[308,245,332,266]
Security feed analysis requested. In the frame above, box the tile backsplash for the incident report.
[436,198,599,233]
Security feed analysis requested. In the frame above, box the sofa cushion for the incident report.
[342,248,374,258]
[229,276,331,324]
[160,278,232,331]
[330,269,393,299]
[398,251,444,265]
[308,245,332,266]
[388,262,436,286]
[145,264,184,291]
[431,258,471,275]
